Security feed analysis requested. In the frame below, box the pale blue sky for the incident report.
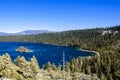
[0,0,120,33]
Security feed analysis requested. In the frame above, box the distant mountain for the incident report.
[0,30,52,36]
[0,32,8,36]
[17,30,52,35]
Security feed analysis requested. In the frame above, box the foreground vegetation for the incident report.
[0,25,120,80]
[0,53,99,80]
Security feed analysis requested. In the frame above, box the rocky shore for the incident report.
[78,48,100,56]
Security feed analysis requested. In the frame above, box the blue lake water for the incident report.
[0,42,94,67]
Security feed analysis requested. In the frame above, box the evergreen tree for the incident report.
[30,56,40,74]
[100,72,107,80]
[86,66,91,75]
[57,63,61,71]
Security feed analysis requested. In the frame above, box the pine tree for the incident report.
[44,61,52,71]
[100,72,107,80]
[109,73,113,80]
[57,63,61,71]
[30,56,40,74]
[14,56,32,79]
[51,63,57,71]
[86,66,91,75]
[65,62,70,72]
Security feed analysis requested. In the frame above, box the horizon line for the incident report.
[0,25,119,33]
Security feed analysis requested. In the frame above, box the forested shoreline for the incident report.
[0,25,120,80]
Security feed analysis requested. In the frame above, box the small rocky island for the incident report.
[16,46,32,52]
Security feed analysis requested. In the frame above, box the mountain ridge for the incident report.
[0,30,53,36]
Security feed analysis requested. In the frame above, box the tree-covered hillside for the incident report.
[0,26,119,50]
[0,25,120,80]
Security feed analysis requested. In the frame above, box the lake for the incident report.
[0,42,94,67]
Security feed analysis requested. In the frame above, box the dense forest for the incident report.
[0,25,120,80]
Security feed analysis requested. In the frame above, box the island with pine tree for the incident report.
[16,46,33,52]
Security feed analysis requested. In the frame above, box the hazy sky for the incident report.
[0,0,120,33]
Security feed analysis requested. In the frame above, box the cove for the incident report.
[0,42,94,67]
